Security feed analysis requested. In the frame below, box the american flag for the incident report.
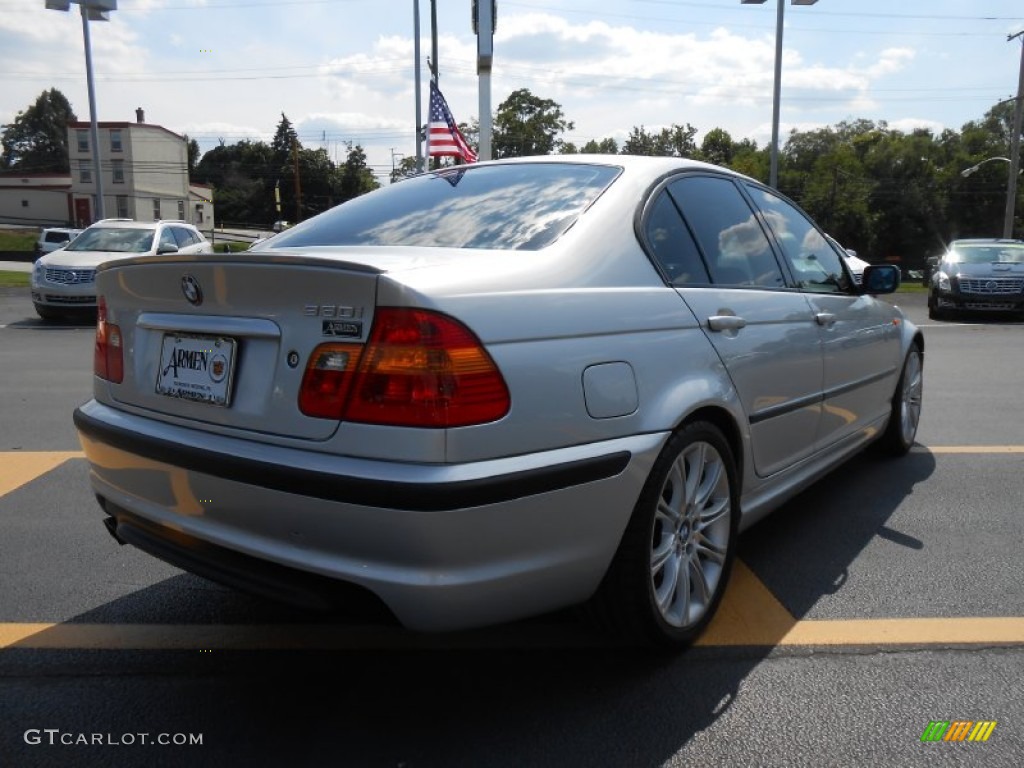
[429,81,477,164]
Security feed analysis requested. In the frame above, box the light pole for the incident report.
[1003,30,1023,239]
[741,0,819,190]
[46,0,115,222]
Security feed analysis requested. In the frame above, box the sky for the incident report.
[1,0,1023,181]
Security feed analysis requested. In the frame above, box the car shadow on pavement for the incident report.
[2,448,936,767]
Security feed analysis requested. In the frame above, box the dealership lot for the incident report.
[1,287,1022,766]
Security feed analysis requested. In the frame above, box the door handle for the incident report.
[815,312,836,327]
[707,315,747,332]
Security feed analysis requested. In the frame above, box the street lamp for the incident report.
[960,157,1018,178]
[45,0,116,222]
[741,0,819,189]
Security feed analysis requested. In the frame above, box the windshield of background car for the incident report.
[949,244,1024,264]
[261,163,621,251]
[65,227,156,253]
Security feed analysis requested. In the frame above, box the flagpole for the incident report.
[414,0,423,173]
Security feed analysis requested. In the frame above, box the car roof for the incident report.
[949,238,1024,247]
[87,219,196,230]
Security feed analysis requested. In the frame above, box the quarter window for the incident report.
[667,176,785,288]
[746,185,849,293]
[643,191,709,285]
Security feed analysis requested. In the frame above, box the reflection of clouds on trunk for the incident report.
[359,175,602,251]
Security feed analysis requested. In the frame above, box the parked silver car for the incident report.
[73,156,923,648]
[927,238,1024,320]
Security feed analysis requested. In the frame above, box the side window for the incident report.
[668,176,785,288]
[747,185,849,293]
[158,228,178,252]
[172,226,197,247]
[642,191,710,286]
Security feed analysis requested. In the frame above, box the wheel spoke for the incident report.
[694,457,723,509]
[651,535,674,573]
[689,554,712,607]
[682,444,704,504]
[698,496,730,529]
[654,553,680,614]
[695,534,727,564]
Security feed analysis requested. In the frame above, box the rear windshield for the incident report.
[259,162,621,252]
[66,227,155,253]
[44,231,72,244]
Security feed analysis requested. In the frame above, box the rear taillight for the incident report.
[298,343,363,419]
[94,296,123,383]
[298,308,510,428]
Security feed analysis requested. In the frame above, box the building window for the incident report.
[110,129,122,153]
[112,160,124,184]
[22,200,29,208]
[77,129,89,153]
[153,198,160,220]
[177,200,185,219]
[195,205,204,225]
[79,160,92,184]
[116,195,129,218]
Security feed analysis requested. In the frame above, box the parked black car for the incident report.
[927,239,1024,320]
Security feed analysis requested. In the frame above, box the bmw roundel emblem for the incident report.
[181,274,203,306]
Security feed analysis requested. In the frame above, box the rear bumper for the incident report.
[74,400,664,631]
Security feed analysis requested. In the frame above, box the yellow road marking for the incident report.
[2,451,1024,649]
[914,446,1024,453]
[0,451,84,496]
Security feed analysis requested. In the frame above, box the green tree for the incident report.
[0,88,77,172]
[183,134,201,176]
[700,128,735,167]
[621,124,698,157]
[492,88,574,158]
[581,137,619,154]
[339,145,379,202]
[390,155,420,184]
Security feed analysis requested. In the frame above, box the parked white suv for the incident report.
[31,219,212,320]
[34,227,83,257]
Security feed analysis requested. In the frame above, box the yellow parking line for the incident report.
[914,446,1024,453]
[3,563,1023,650]
[0,451,84,496]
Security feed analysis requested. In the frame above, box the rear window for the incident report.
[260,163,621,252]
[44,231,71,244]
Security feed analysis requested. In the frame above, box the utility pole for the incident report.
[292,138,302,223]
[1004,30,1024,239]
[474,0,495,161]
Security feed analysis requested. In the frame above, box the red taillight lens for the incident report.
[298,343,363,419]
[94,296,123,383]
[298,308,510,428]
[345,308,510,427]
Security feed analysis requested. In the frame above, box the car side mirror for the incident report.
[861,264,900,294]
[157,243,179,255]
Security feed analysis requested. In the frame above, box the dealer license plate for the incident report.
[156,333,237,406]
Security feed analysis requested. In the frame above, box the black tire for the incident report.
[590,421,739,649]
[875,344,923,456]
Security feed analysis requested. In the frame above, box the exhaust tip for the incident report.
[102,515,127,545]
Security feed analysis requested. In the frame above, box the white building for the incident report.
[0,110,213,230]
